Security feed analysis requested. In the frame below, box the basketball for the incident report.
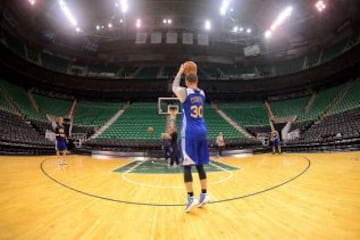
[147,126,154,134]
[183,61,197,75]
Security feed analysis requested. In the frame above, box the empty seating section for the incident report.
[0,109,51,146]
[256,65,273,77]
[163,66,177,78]
[349,32,360,46]
[322,37,347,63]
[299,83,346,121]
[220,65,255,76]
[218,102,268,126]
[298,108,360,143]
[306,51,321,67]
[120,66,139,77]
[3,31,358,80]
[41,53,69,73]
[31,120,54,135]
[275,58,304,76]
[99,102,165,140]
[26,46,40,63]
[205,105,245,139]
[74,101,122,127]
[4,33,25,58]
[197,69,208,79]
[34,94,72,120]
[201,65,220,78]
[88,64,119,74]
[135,67,159,78]
[0,88,15,112]
[216,65,235,76]
[0,79,40,120]
[330,78,360,114]
[246,125,272,136]
[0,79,359,150]
[1,79,73,121]
[72,125,95,135]
[270,96,310,118]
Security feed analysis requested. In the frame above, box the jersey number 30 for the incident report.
[190,105,203,118]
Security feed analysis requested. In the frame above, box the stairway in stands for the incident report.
[301,80,354,136]
[95,102,165,140]
[320,80,354,120]
[89,102,130,139]
[211,103,253,139]
[304,91,317,113]
[27,88,40,112]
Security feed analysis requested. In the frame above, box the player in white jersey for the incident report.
[172,64,210,212]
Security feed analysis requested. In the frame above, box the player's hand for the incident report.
[178,64,184,74]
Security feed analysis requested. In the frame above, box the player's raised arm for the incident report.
[172,64,187,103]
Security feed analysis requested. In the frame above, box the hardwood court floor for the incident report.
[0,152,359,239]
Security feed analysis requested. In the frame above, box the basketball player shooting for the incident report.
[172,62,210,212]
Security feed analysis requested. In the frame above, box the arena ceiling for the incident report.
[1,0,360,63]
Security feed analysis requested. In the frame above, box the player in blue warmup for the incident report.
[271,130,282,154]
[172,63,209,212]
[48,115,68,165]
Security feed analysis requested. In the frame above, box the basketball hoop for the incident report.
[168,108,178,117]
[158,97,180,115]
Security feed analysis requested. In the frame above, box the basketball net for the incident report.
[169,108,177,117]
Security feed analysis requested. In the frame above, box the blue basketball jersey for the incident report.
[181,88,207,139]
[180,88,209,165]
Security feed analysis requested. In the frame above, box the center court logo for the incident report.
[113,159,238,174]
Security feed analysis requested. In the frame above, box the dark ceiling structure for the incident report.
[0,0,359,64]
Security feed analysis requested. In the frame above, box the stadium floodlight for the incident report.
[28,0,36,5]
[205,20,211,31]
[233,26,238,33]
[163,19,172,25]
[239,27,244,32]
[108,23,112,28]
[264,30,272,39]
[96,25,100,30]
[120,0,128,13]
[220,0,230,16]
[246,28,252,33]
[315,0,326,12]
[120,19,124,23]
[270,6,293,31]
[58,0,78,27]
[75,27,81,32]
[136,19,141,28]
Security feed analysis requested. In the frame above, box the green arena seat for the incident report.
[34,94,72,120]
[134,67,160,79]
[74,101,123,128]
[299,83,347,121]
[270,96,310,118]
[0,79,41,120]
[218,101,268,127]
[322,38,348,63]
[330,78,360,114]
[41,53,69,73]
[204,105,246,140]
[99,102,165,140]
